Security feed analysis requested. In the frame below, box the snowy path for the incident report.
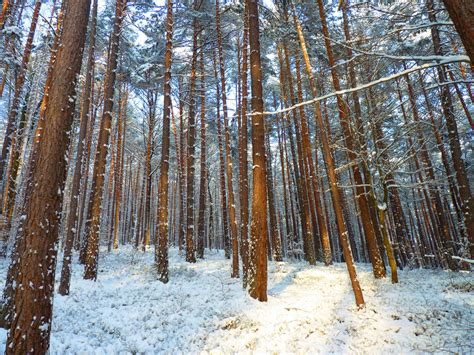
[0,247,472,354]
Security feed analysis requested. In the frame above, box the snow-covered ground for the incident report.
[0,247,472,354]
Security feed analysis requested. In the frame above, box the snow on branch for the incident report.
[254,55,470,117]
[452,256,474,264]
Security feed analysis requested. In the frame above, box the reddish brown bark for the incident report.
[0,0,9,30]
[265,129,282,261]
[293,5,365,307]
[441,0,474,64]
[278,44,315,264]
[5,0,91,351]
[59,0,98,295]
[313,0,386,278]
[247,0,268,302]
[427,0,474,259]
[84,0,127,280]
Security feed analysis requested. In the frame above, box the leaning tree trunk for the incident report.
[292,2,365,308]
[441,0,474,63]
[279,43,315,265]
[427,0,474,259]
[5,0,91,352]
[314,0,386,278]
[0,0,41,186]
[84,0,127,280]
[59,0,98,296]
[1,0,65,328]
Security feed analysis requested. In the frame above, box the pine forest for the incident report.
[0,0,472,353]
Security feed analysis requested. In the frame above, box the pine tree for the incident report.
[84,0,127,280]
[5,0,91,351]
[247,0,268,302]
[155,0,173,283]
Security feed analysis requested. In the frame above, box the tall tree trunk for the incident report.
[278,44,315,264]
[59,0,98,296]
[177,78,186,252]
[113,84,127,249]
[5,0,91,351]
[78,80,101,259]
[265,129,282,261]
[84,0,127,280]
[1,0,65,328]
[239,4,250,286]
[155,0,173,283]
[185,0,200,263]
[293,51,331,265]
[426,0,474,259]
[312,0,386,278]
[1,89,28,231]
[0,0,41,185]
[142,89,156,251]
[216,0,239,277]
[275,99,292,254]
[246,0,268,302]
[196,35,206,260]
[292,2,365,307]
[213,48,230,259]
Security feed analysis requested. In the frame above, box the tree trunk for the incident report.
[5,0,90,351]
[84,0,127,280]
[213,48,230,260]
[185,0,200,263]
[265,130,282,261]
[247,0,268,302]
[0,0,10,31]
[427,0,474,259]
[216,0,239,277]
[142,90,156,251]
[239,4,250,286]
[441,0,474,63]
[113,85,127,249]
[0,0,41,185]
[196,34,206,260]
[155,0,173,283]
[313,0,386,278]
[278,44,315,264]
[59,0,98,295]
[292,3,365,307]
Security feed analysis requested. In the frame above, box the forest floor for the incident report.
[0,247,472,354]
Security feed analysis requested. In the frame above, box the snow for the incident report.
[0,247,472,353]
